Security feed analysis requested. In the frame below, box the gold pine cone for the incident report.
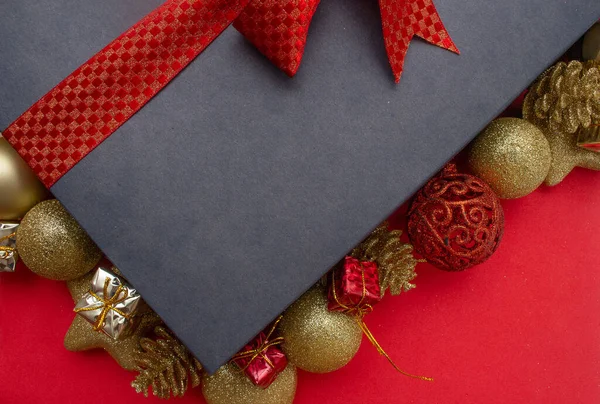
[523,60,600,134]
[352,223,419,296]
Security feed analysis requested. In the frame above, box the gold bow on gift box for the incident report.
[0,223,19,273]
[74,267,142,340]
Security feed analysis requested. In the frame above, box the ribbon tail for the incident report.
[234,0,321,77]
[357,318,433,381]
[379,0,459,83]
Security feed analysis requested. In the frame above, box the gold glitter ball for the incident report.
[17,200,102,280]
[202,363,297,404]
[0,136,49,220]
[468,118,551,199]
[278,286,362,373]
[583,23,600,61]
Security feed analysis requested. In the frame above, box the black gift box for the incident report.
[1,0,598,372]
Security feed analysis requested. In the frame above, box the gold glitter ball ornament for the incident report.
[202,363,297,404]
[17,200,102,280]
[0,136,49,220]
[468,118,551,199]
[583,23,600,61]
[278,286,362,373]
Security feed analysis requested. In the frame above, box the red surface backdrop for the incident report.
[1,167,600,403]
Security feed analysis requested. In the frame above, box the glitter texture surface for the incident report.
[202,363,297,404]
[16,200,102,280]
[539,125,600,186]
[278,286,362,373]
[468,118,551,199]
[64,270,163,370]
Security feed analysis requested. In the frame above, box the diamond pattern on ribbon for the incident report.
[234,0,321,77]
[379,0,459,82]
[235,0,458,83]
[3,0,248,187]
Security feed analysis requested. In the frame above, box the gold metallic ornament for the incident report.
[0,136,49,220]
[17,199,102,280]
[583,23,600,61]
[64,270,163,370]
[523,61,600,135]
[468,118,551,199]
[202,363,297,404]
[278,286,362,373]
[539,125,600,186]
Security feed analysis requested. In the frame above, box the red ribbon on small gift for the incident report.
[231,315,288,388]
[3,0,458,188]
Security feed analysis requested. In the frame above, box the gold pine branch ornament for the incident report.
[132,326,204,399]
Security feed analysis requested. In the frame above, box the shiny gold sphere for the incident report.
[468,118,551,199]
[278,286,362,373]
[0,137,49,220]
[583,23,600,61]
[17,200,102,280]
[202,364,297,404]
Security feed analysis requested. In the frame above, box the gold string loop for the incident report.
[331,264,433,382]
[231,315,285,371]
[74,277,132,331]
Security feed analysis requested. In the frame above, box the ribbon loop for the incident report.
[0,232,17,259]
[235,0,459,83]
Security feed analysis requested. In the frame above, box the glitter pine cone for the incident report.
[523,60,600,134]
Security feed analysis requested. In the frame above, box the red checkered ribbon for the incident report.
[3,0,457,187]
[235,0,459,82]
[3,0,249,187]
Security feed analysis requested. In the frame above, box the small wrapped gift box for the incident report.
[328,256,382,313]
[578,124,600,152]
[74,267,142,340]
[0,222,19,273]
[232,317,288,389]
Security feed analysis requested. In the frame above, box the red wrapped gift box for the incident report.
[231,318,288,389]
[328,256,382,313]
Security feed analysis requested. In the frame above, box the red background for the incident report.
[1,164,599,404]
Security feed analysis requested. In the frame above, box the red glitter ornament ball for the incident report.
[408,164,504,271]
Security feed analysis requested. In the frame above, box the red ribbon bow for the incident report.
[234,0,459,82]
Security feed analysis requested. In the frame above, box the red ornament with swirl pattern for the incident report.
[407,164,504,271]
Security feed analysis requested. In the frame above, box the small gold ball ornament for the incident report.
[468,118,551,199]
[0,137,49,219]
[583,23,600,61]
[279,286,362,373]
[17,200,102,280]
[202,364,297,404]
